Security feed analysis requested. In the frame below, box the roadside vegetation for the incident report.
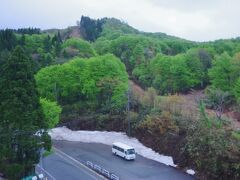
[0,16,240,179]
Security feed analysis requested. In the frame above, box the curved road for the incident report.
[36,149,103,180]
[40,140,195,180]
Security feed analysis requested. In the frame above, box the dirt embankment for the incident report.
[181,89,240,130]
[43,26,82,40]
[60,114,127,132]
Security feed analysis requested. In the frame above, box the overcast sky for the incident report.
[1,0,239,41]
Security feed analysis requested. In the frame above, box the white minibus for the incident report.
[112,142,136,160]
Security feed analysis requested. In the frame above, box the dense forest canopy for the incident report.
[35,54,128,115]
[0,15,240,179]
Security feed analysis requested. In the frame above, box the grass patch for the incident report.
[43,148,54,157]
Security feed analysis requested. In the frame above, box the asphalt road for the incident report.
[36,148,104,180]
[51,140,195,180]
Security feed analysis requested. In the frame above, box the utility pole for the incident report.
[127,84,131,137]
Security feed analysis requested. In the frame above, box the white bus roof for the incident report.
[113,142,134,150]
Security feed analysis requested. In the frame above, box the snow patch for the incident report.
[49,126,176,167]
[186,169,195,175]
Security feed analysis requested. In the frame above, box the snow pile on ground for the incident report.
[49,126,176,167]
[186,169,195,175]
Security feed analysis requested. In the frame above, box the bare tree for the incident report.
[205,88,231,120]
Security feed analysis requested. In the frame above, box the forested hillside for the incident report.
[0,16,240,179]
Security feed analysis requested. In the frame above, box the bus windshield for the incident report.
[127,149,135,155]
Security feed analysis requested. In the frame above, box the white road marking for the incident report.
[36,165,56,180]
[53,147,106,180]
[55,152,98,180]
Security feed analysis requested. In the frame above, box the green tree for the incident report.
[234,78,240,103]
[79,16,105,41]
[55,41,62,56]
[0,29,17,51]
[0,46,50,179]
[36,54,128,113]
[130,44,145,68]
[132,63,151,87]
[24,34,47,54]
[43,53,54,66]
[186,102,240,179]
[185,48,213,88]
[57,31,62,43]
[150,54,193,94]
[43,35,52,53]
[62,38,96,58]
[52,33,62,56]
[209,52,240,94]
[231,52,240,82]
[209,53,233,91]
[40,98,62,128]
[93,37,111,55]
[19,34,26,46]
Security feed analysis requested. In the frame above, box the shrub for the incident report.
[185,104,240,179]
[137,111,178,136]
[155,95,198,121]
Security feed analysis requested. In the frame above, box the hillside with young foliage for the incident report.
[0,16,240,179]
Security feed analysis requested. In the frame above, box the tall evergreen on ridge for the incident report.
[52,31,62,56]
[0,46,51,179]
[79,15,105,41]
[43,35,52,53]
[0,29,17,51]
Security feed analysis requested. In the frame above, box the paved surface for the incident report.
[52,140,195,180]
[36,148,104,180]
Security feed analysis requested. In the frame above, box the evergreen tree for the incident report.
[55,41,61,56]
[43,35,52,53]
[0,50,10,69]
[52,32,62,56]
[130,44,145,69]
[57,31,62,43]
[0,29,17,51]
[19,34,26,46]
[0,46,51,179]
[79,16,104,41]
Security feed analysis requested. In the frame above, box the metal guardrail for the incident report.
[86,161,120,180]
